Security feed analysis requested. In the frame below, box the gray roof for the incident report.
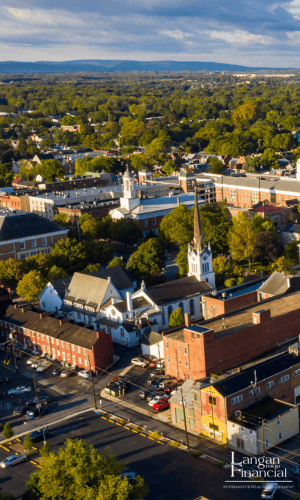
[147,276,212,306]
[281,223,300,234]
[2,304,100,350]
[65,273,113,311]
[0,212,67,242]
[216,175,300,195]
[141,330,162,346]
[50,277,71,299]
[90,266,136,291]
[258,271,300,296]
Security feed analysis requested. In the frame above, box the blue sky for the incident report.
[1,0,300,67]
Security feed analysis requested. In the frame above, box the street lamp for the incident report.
[134,313,142,356]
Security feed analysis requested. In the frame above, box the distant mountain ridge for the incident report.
[0,60,292,74]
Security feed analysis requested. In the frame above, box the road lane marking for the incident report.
[140,433,146,436]
[0,445,10,451]
[108,419,114,423]
[132,430,138,433]
[148,437,155,440]
[124,426,130,429]
[157,441,164,444]
[101,416,107,420]
[116,423,122,426]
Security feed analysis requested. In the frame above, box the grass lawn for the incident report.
[237,259,269,274]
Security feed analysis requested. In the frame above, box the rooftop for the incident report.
[228,397,295,429]
[0,211,67,242]
[146,276,212,306]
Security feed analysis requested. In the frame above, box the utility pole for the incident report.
[262,419,265,456]
[88,355,97,410]
[180,385,190,449]
[32,374,41,418]
[9,326,17,373]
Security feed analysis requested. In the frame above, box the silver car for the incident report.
[131,357,149,368]
[0,454,27,468]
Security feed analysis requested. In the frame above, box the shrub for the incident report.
[192,450,203,457]
[3,422,13,440]
[23,434,34,453]
[215,461,226,467]
[149,431,162,440]
[170,441,181,448]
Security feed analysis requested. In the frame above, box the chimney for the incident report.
[126,291,133,319]
[185,312,191,327]
[14,303,17,309]
[111,298,115,305]
[59,318,69,325]
[177,197,180,206]
[21,305,32,313]
[40,312,50,319]
[108,276,111,284]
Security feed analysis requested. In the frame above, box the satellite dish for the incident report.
[235,410,242,419]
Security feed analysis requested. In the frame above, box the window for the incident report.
[179,302,184,314]
[166,341,169,349]
[231,395,243,405]
[78,346,81,353]
[144,219,148,227]
[185,361,188,367]
[42,237,47,246]
[72,356,76,364]
[252,192,258,204]
[41,335,44,341]
[84,359,88,367]
[178,360,181,365]
[209,423,219,431]
[152,218,156,225]
[267,381,274,388]
[184,347,187,355]
[72,344,75,351]
[84,349,86,355]
[67,343,70,349]
[78,357,81,364]
[209,396,216,406]
[56,339,59,346]
[265,439,270,447]
[61,342,65,348]
[230,189,236,202]
[120,329,125,337]
[168,305,173,320]
[177,345,180,352]
[189,299,195,316]
[31,239,36,248]
[249,430,253,435]
[194,394,197,401]
[279,374,289,383]
[20,241,25,250]
[278,432,283,440]
[37,333,40,339]
[67,354,70,361]
[249,387,260,396]
[294,369,300,376]
[191,333,194,339]
[167,356,170,362]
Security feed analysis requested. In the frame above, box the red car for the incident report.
[152,400,170,412]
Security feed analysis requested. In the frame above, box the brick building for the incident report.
[170,343,300,444]
[213,174,300,209]
[227,203,292,229]
[56,200,119,223]
[164,290,300,380]
[1,303,113,372]
[0,210,68,261]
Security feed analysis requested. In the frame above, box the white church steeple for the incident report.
[188,189,215,288]
[120,168,140,211]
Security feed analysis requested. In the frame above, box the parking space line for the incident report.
[0,445,10,451]
[16,438,21,442]
[148,437,155,440]
[157,441,164,444]
[101,416,107,420]
[108,419,114,423]
[124,426,130,429]
[140,433,146,436]
[132,430,138,433]
[116,423,122,426]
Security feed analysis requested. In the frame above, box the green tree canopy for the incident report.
[110,219,142,249]
[0,258,23,285]
[127,238,165,285]
[162,160,176,176]
[207,157,224,174]
[251,215,277,235]
[285,241,299,262]
[3,422,14,440]
[80,217,100,241]
[107,257,125,270]
[175,244,188,278]
[16,271,47,304]
[169,307,184,328]
[24,440,147,500]
[47,265,68,282]
[50,238,88,274]
[35,159,64,182]
[228,213,256,268]
[159,204,194,246]
[268,256,295,274]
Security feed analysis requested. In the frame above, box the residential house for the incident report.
[257,272,300,300]
[279,223,300,246]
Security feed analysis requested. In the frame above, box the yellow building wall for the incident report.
[201,414,227,443]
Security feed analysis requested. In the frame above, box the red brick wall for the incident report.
[165,307,300,379]
[92,329,114,372]
[203,291,258,320]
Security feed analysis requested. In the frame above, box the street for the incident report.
[0,411,289,500]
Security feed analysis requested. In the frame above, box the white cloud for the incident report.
[208,30,274,45]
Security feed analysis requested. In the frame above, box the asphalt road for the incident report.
[0,411,290,500]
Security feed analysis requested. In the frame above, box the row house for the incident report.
[1,304,114,372]
[170,343,300,448]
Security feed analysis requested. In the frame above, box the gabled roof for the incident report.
[2,304,101,350]
[170,379,203,408]
[65,273,114,311]
[210,351,300,398]
[49,277,71,299]
[281,223,300,234]
[140,330,162,346]
[258,271,300,296]
[90,266,135,291]
[146,276,212,306]
[0,212,67,242]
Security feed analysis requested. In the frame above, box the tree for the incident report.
[24,439,147,500]
[251,215,276,236]
[80,217,100,241]
[169,307,184,328]
[84,241,112,266]
[107,257,125,270]
[268,256,295,274]
[175,245,188,278]
[224,277,244,288]
[285,241,299,262]
[228,213,256,268]
[110,219,142,249]
[50,238,88,274]
[23,434,34,453]
[254,231,282,265]
[159,204,193,247]
[35,159,64,182]
[16,271,47,304]
[260,148,279,169]
[47,265,68,282]
[127,238,164,285]
[40,441,51,458]
[207,157,224,174]
[54,214,69,228]
[0,493,16,500]
[162,160,176,176]
[81,264,100,274]
[3,422,14,440]
[0,258,23,285]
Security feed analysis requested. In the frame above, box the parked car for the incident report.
[150,369,165,378]
[164,382,178,394]
[148,395,169,408]
[28,427,48,443]
[156,359,165,368]
[139,390,150,400]
[60,369,70,377]
[0,377,8,385]
[131,357,149,368]
[78,370,91,379]
[112,376,129,386]
[25,400,38,410]
[159,379,173,389]
[52,367,63,376]
[33,395,51,405]
[26,406,48,419]
[36,361,51,373]
[27,357,37,365]
[153,400,170,412]
[261,483,278,499]
[0,454,27,468]
[119,472,136,484]
[8,386,31,395]
[13,406,25,417]
[146,391,159,402]
[151,377,165,388]
[31,359,43,369]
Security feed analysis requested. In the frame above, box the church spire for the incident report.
[194,188,204,251]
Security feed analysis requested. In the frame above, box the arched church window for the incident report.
[168,305,173,320]
[190,299,195,316]
[179,302,184,314]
